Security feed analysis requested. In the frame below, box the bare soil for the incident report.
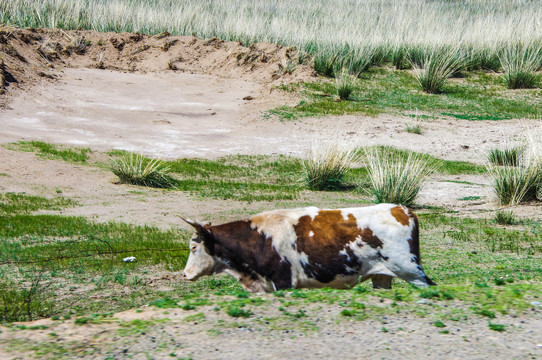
[0,27,541,359]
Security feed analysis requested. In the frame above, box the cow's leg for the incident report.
[372,274,393,289]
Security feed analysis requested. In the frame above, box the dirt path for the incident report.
[1,297,541,359]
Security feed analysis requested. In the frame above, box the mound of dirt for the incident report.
[0,26,315,106]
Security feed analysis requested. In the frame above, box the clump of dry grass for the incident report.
[487,145,525,166]
[499,43,542,89]
[364,147,440,206]
[303,137,360,190]
[411,48,467,93]
[111,153,178,188]
[486,125,542,205]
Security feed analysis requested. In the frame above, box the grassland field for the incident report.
[0,0,541,358]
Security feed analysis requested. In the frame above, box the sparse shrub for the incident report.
[433,320,446,328]
[226,306,252,318]
[487,146,525,166]
[411,48,467,93]
[499,43,542,89]
[279,57,296,74]
[494,210,517,225]
[111,153,178,188]
[364,147,440,206]
[488,322,506,332]
[406,124,422,135]
[303,138,360,190]
[335,69,357,100]
[340,309,355,317]
[65,34,87,55]
[0,267,54,322]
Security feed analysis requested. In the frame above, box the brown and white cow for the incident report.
[181,203,435,292]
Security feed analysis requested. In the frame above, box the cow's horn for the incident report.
[179,215,211,230]
[179,215,197,228]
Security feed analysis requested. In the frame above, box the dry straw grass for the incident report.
[499,43,542,89]
[111,153,178,189]
[486,124,542,205]
[303,136,360,190]
[2,0,542,74]
[364,147,441,206]
[411,48,466,93]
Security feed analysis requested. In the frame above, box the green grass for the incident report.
[270,68,542,121]
[109,151,302,202]
[111,154,179,189]
[1,149,539,325]
[494,210,517,225]
[1,194,540,324]
[0,204,190,322]
[487,146,525,166]
[412,48,466,94]
[10,141,92,163]
[0,193,75,215]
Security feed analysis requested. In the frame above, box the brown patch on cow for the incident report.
[405,208,421,265]
[360,227,384,249]
[293,210,381,283]
[208,220,292,290]
[391,206,410,226]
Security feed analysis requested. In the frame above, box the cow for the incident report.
[181,203,435,293]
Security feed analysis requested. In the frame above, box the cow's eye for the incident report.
[191,244,197,251]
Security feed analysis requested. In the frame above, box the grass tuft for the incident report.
[111,154,178,189]
[486,164,541,205]
[335,69,357,100]
[499,43,541,89]
[411,48,467,93]
[487,126,542,205]
[487,146,525,166]
[303,138,360,190]
[363,147,440,206]
[494,210,517,225]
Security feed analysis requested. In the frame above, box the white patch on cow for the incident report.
[339,203,430,285]
[249,206,322,288]
[183,238,217,281]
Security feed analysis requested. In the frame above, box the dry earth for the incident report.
[1,27,541,359]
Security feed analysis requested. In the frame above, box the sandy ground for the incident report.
[1,27,541,359]
[0,66,539,161]
[1,299,541,360]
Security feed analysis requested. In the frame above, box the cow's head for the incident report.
[181,217,218,281]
